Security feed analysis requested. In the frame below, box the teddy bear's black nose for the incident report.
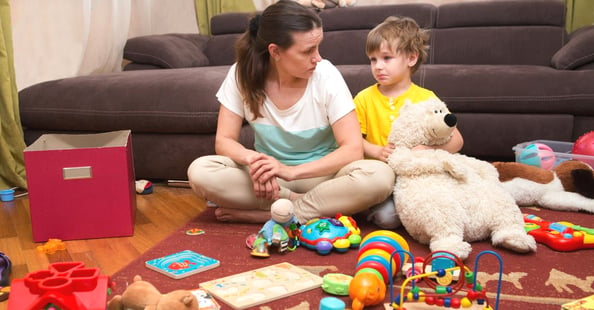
[444,113,457,127]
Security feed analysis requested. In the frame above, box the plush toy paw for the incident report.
[430,236,472,260]
[491,230,537,254]
[443,158,468,181]
[106,295,123,310]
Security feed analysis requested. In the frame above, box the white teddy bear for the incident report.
[386,98,536,260]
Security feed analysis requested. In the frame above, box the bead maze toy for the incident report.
[523,213,594,251]
[298,214,361,255]
[348,230,503,310]
[390,250,503,309]
[8,261,112,310]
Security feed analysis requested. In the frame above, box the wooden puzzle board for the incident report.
[199,262,322,309]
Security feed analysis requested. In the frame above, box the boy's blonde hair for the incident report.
[366,16,429,74]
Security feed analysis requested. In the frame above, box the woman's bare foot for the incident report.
[214,208,271,223]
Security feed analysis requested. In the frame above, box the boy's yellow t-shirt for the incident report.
[354,83,437,146]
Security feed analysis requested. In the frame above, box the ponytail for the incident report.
[235,14,267,119]
[234,1,322,120]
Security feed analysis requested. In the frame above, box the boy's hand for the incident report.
[379,143,395,162]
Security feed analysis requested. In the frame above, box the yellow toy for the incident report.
[36,238,66,254]
[349,230,409,310]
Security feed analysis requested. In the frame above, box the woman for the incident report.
[187,0,394,224]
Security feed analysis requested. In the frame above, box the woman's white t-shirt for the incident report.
[216,59,354,166]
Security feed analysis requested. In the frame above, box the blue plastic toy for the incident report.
[298,214,361,255]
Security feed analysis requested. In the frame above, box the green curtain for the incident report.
[565,0,594,33]
[195,0,256,35]
[0,0,27,190]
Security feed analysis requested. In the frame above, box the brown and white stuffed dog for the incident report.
[492,160,594,213]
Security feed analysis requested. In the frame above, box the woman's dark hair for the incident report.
[235,0,322,119]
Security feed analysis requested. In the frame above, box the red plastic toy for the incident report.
[572,131,594,167]
[8,262,112,310]
[523,214,594,251]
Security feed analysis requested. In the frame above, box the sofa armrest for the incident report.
[124,33,210,70]
[551,25,594,70]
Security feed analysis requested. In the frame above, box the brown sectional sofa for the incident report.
[18,0,594,181]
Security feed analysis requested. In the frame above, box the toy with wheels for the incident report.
[518,142,556,170]
[251,223,292,257]
[298,214,361,255]
[250,199,299,258]
[349,230,410,310]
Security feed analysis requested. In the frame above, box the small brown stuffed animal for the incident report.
[492,160,594,213]
[107,275,198,310]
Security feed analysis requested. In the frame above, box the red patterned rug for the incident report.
[110,206,594,310]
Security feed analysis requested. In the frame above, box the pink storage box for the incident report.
[24,130,136,242]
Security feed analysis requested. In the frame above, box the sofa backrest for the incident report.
[205,12,250,66]
[319,3,436,65]
[431,0,567,66]
[205,0,567,67]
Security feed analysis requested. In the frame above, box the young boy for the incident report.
[355,16,464,229]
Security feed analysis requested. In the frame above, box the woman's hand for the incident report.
[252,177,280,200]
[248,153,284,200]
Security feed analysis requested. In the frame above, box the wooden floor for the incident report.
[0,183,206,310]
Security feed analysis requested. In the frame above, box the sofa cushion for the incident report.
[210,12,250,35]
[415,64,594,116]
[431,26,564,66]
[551,25,594,70]
[124,33,210,69]
[320,4,436,65]
[432,0,565,66]
[436,0,565,28]
[320,3,435,30]
[204,34,242,66]
[19,67,230,134]
[205,12,251,66]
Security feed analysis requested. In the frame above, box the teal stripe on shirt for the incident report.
[252,123,337,165]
